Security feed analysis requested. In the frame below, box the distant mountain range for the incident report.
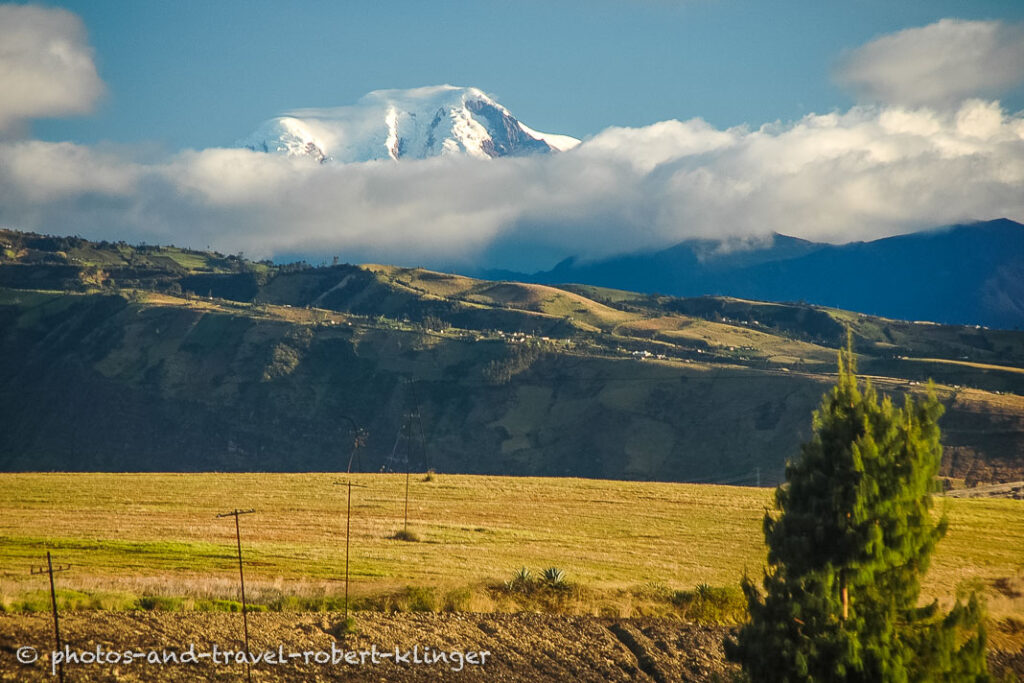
[481,219,1024,329]
[3,227,1024,481]
[234,89,1023,331]
[237,85,579,163]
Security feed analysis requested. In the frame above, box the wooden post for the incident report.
[345,481,352,620]
[333,480,368,621]
[31,552,71,683]
[217,508,255,683]
[403,465,411,533]
[338,417,364,620]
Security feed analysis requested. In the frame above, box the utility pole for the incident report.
[389,412,414,532]
[333,480,370,621]
[217,508,255,683]
[338,414,366,474]
[31,552,71,683]
[403,379,428,533]
[385,380,428,536]
[404,434,412,534]
[335,416,366,621]
[408,380,429,472]
[345,481,352,619]
[755,467,760,487]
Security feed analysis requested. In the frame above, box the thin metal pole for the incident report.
[345,481,352,620]
[334,481,367,615]
[340,417,362,620]
[218,509,255,683]
[404,465,411,533]
[31,553,70,683]
[409,380,428,471]
[234,513,252,683]
[340,415,363,474]
[404,406,413,533]
[46,552,64,683]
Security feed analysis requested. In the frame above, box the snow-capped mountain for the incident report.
[237,85,580,163]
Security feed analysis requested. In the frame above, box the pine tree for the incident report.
[726,339,988,682]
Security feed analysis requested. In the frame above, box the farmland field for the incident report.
[1,474,1021,627]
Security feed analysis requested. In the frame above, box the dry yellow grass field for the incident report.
[0,473,1020,624]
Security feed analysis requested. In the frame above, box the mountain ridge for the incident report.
[2,227,1024,482]
[485,219,1024,329]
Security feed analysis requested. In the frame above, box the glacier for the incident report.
[237,85,580,164]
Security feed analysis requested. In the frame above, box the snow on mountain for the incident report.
[237,85,580,163]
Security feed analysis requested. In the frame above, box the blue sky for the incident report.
[33,0,1024,150]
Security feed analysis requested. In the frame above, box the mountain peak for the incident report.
[237,85,580,163]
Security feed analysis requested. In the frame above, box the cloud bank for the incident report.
[2,98,1022,269]
[835,19,1024,108]
[0,12,1022,270]
[0,4,104,136]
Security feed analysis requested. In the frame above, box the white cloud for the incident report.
[1,100,1023,269]
[1,6,1020,270]
[835,19,1024,108]
[0,4,104,136]
[2,140,138,200]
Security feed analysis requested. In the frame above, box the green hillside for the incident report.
[2,228,1024,483]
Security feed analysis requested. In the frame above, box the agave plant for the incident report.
[504,567,534,594]
[512,566,533,584]
[542,567,566,585]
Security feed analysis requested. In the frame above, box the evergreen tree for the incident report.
[727,339,988,682]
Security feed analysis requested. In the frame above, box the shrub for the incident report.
[391,529,421,542]
[332,616,359,636]
[400,586,438,612]
[136,595,186,611]
[442,587,473,612]
[193,598,267,613]
[672,584,747,625]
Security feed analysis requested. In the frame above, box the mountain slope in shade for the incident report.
[511,219,1024,329]
[3,228,1024,482]
[237,85,580,163]
[730,219,1024,328]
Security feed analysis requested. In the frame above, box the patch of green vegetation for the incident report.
[3,589,140,613]
[0,536,236,573]
[156,248,221,272]
[442,586,473,612]
[398,586,438,612]
[179,311,252,351]
[482,342,542,384]
[671,583,747,625]
[135,595,188,611]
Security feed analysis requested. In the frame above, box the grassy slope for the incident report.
[3,230,1024,483]
[2,287,1024,482]
[0,473,1020,623]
